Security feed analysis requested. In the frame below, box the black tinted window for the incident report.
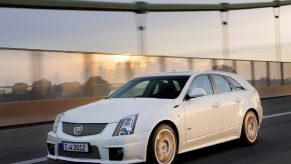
[110,76,190,99]
[211,75,231,94]
[225,76,244,91]
[190,75,213,95]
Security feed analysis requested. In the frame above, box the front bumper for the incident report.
[47,123,151,163]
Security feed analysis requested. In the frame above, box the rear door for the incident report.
[224,76,247,128]
[210,74,241,130]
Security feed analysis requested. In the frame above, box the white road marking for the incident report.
[11,111,291,164]
[11,157,47,164]
[263,111,291,119]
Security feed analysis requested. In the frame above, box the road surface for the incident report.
[1,96,291,164]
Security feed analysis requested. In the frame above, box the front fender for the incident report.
[134,104,185,153]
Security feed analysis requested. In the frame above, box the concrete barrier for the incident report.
[257,85,291,98]
[0,97,103,127]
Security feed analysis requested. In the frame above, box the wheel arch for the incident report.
[239,108,260,136]
[146,120,180,159]
[240,98,262,126]
[244,108,260,125]
[239,108,260,144]
[238,103,261,138]
[247,108,259,123]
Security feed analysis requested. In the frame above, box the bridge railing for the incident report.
[1,47,291,101]
[0,47,291,127]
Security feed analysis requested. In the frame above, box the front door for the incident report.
[183,75,222,146]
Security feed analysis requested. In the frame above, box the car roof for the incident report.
[137,70,237,78]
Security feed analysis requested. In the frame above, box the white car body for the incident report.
[47,70,263,163]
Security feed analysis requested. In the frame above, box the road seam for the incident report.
[263,111,291,119]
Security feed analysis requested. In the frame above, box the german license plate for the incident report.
[61,142,89,152]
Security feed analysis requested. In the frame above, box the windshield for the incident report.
[109,76,190,99]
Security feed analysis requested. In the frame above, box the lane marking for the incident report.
[263,111,291,119]
[11,111,291,164]
[11,157,47,164]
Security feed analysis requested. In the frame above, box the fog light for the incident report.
[47,143,55,155]
[109,148,123,161]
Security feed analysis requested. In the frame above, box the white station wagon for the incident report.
[47,71,263,164]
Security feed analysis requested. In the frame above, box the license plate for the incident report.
[61,142,89,152]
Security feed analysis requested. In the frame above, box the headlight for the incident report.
[53,113,64,133]
[113,114,138,136]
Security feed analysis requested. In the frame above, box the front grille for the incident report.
[58,145,100,159]
[62,122,107,136]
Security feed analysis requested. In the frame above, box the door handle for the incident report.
[235,98,241,103]
[212,102,220,108]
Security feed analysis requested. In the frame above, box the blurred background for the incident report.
[0,0,291,127]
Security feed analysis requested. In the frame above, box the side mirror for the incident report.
[188,88,206,99]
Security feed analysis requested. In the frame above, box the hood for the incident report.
[61,98,173,123]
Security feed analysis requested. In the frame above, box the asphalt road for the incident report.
[1,96,291,164]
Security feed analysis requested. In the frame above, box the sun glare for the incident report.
[114,54,132,62]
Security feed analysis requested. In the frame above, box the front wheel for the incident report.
[241,111,259,145]
[147,124,177,164]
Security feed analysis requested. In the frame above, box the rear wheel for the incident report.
[241,111,259,145]
[147,124,177,164]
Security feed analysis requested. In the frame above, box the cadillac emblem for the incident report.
[73,124,83,135]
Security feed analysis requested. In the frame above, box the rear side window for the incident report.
[211,75,231,94]
[190,75,213,95]
[225,76,244,91]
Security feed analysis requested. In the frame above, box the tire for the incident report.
[147,124,177,164]
[241,111,259,145]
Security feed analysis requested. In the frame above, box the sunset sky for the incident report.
[0,0,291,86]
[0,0,291,61]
